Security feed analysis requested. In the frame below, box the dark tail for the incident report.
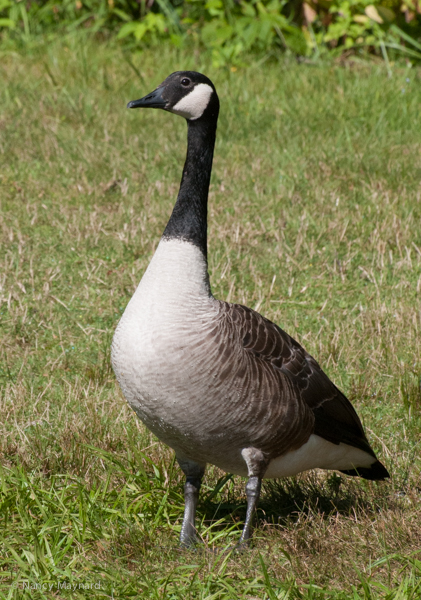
[340,460,390,481]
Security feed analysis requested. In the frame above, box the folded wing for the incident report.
[220,302,388,479]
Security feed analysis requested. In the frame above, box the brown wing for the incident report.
[220,302,376,458]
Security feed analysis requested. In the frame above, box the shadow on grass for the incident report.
[197,472,385,536]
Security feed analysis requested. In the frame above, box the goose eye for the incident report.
[181,78,191,87]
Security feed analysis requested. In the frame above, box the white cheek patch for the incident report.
[171,83,213,120]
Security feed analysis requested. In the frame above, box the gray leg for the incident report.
[238,475,262,545]
[239,447,268,546]
[177,457,205,548]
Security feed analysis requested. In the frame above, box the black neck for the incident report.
[162,118,217,258]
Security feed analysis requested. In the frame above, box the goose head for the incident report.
[127,71,219,122]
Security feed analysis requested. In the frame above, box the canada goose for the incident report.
[111,71,389,548]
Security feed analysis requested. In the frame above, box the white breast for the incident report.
[111,239,217,442]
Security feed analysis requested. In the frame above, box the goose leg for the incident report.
[238,475,262,545]
[238,447,269,547]
[177,458,205,548]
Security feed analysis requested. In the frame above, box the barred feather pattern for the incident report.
[217,301,375,458]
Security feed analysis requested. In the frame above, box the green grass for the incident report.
[0,35,421,598]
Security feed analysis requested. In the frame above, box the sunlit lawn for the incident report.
[0,36,420,598]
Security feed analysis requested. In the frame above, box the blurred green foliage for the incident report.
[0,0,420,64]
